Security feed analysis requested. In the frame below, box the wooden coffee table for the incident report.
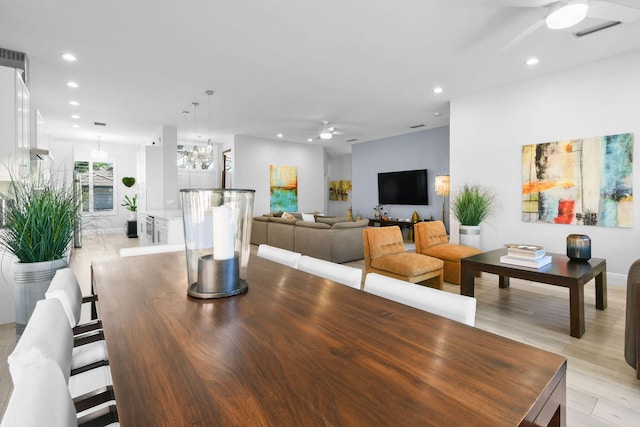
[460,248,607,338]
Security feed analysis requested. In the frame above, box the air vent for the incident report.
[0,47,29,86]
[93,122,107,127]
[575,21,621,37]
[346,138,358,143]
[410,124,425,129]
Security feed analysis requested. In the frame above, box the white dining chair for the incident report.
[363,273,477,326]
[298,255,363,289]
[257,244,302,269]
[119,243,184,257]
[7,298,116,419]
[46,268,108,373]
[1,356,119,427]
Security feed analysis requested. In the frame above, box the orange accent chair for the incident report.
[363,226,444,289]
[414,221,481,285]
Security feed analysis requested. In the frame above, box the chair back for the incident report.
[119,243,184,257]
[624,258,640,372]
[46,268,82,328]
[414,221,448,253]
[364,273,476,326]
[298,255,362,289]
[0,357,76,427]
[257,244,301,269]
[363,226,405,271]
[8,299,73,384]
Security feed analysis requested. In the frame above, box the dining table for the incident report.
[91,251,567,426]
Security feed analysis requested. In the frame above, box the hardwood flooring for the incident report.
[1,234,639,426]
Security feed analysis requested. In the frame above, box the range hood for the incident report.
[29,147,52,160]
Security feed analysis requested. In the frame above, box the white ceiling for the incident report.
[2,0,640,155]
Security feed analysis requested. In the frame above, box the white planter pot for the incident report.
[459,225,481,249]
[14,258,68,338]
[129,211,137,221]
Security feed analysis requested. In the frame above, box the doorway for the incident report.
[222,149,232,188]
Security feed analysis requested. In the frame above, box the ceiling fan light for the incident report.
[320,131,333,140]
[546,1,589,30]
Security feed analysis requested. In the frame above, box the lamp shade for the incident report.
[435,175,450,197]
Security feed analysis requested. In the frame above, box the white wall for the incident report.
[450,49,640,281]
[234,135,325,215]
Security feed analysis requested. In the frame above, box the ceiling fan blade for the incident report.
[589,0,640,23]
[497,16,546,53]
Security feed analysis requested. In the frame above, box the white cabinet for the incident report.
[0,66,30,180]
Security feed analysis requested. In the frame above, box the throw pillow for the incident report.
[281,212,296,220]
[301,213,315,222]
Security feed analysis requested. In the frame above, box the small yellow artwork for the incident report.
[329,180,352,201]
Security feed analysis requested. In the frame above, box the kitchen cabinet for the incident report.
[0,66,30,180]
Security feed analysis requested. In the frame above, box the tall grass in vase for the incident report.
[451,184,495,227]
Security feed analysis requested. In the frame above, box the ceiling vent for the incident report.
[346,138,358,143]
[93,121,107,127]
[0,47,29,86]
[410,124,425,129]
[575,21,621,37]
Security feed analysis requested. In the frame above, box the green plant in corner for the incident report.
[451,184,495,226]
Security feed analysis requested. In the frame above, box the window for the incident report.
[74,160,115,213]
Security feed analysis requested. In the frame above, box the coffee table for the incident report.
[460,248,607,338]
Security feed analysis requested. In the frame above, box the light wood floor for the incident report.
[2,234,639,426]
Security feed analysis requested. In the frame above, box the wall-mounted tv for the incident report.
[378,169,428,205]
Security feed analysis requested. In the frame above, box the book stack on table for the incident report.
[500,244,552,268]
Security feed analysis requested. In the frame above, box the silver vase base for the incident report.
[187,280,248,299]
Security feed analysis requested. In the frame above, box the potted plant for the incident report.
[451,184,495,248]
[121,177,137,220]
[0,172,81,337]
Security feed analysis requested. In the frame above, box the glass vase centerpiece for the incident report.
[180,189,255,299]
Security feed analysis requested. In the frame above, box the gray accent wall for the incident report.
[352,126,450,223]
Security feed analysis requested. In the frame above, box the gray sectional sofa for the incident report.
[251,213,369,263]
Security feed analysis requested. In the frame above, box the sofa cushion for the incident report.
[316,216,347,225]
[371,253,443,276]
[295,221,331,229]
[332,219,369,229]
[253,215,271,222]
[271,217,297,224]
[301,213,315,222]
[281,212,296,220]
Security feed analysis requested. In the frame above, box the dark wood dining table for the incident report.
[92,251,567,426]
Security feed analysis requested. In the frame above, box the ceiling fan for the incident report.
[481,0,640,51]
[317,121,343,140]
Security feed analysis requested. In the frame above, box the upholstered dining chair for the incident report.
[298,255,363,289]
[46,268,108,374]
[624,259,640,379]
[364,273,477,326]
[8,298,116,419]
[413,220,481,285]
[363,226,444,289]
[257,244,302,269]
[1,356,119,427]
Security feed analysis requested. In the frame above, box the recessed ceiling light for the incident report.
[307,138,313,142]
[433,87,443,94]
[71,114,80,119]
[69,100,79,106]
[277,133,283,138]
[67,81,79,88]
[72,124,80,128]
[62,53,77,62]
[433,112,442,117]
[525,57,540,66]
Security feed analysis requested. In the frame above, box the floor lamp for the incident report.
[435,175,450,229]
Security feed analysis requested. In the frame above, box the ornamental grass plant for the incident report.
[451,184,495,226]
[0,174,80,263]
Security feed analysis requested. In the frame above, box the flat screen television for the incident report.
[378,169,428,205]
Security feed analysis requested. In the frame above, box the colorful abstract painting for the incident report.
[329,180,352,201]
[522,133,633,227]
[270,165,298,212]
